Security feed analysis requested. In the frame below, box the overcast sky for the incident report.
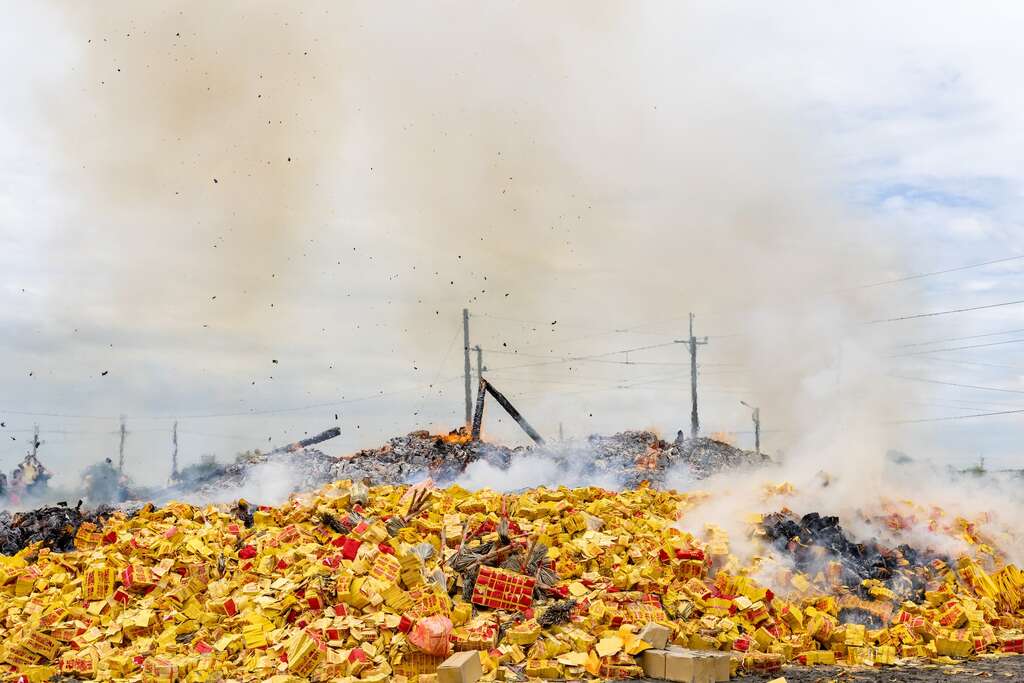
[2,2,1024,488]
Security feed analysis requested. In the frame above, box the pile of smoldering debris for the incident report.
[561,430,767,487]
[0,501,119,555]
[0,427,766,554]
[1,428,766,512]
[145,428,764,504]
[333,429,513,484]
[761,509,948,625]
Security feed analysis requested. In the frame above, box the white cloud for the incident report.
[947,216,992,240]
[961,280,998,292]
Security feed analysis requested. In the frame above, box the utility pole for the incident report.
[474,344,483,380]
[753,407,760,454]
[687,313,708,438]
[463,308,472,427]
[118,415,127,474]
[31,424,39,458]
[741,401,761,454]
[558,422,564,441]
[171,420,179,480]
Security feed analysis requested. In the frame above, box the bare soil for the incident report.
[630,654,1024,682]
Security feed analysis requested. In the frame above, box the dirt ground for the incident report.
[728,654,1024,682]
[627,654,1024,682]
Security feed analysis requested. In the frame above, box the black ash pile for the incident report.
[673,435,768,479]
[0,501,118,555]
[549,430,767,487]
[762,510,947,605]
[332,429,514,484]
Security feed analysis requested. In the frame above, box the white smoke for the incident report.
[456,451,621,492]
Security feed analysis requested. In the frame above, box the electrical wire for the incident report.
[890,408,1024,424]
[483,341,681,372]
[859,254,1024,288]
[894,327,1024,348]
[902,356,1024,373]
[891,338,1024,357]
[0,378,463,422]
[890,375,1024,395]
[867,299,1024,323]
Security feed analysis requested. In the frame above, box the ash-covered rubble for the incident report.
[340,428,766,488]
[150,428,767,501]
[0,501,118,556]
[674,435,769,478]
[547,430,768,487]
[173,447,341,502]
[762,509,947,619]
[332,429,514,484]
[0,427,766,555]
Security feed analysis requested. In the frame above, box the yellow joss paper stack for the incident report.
[0,481,1019,680]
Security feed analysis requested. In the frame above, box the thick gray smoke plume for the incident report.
[21,2,925,496]
[49,3,346,326]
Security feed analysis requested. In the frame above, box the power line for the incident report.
[891,338,1024,357]
[903,356,1024,373]
[480,347,746,369]
[903,400,1019,413]
[472,311,741,350]
[178,430,254,441]
[483,341,681,373]
[890,408,1024,424]
[868,299,1024,324]
[890,375,1024,395]
[471,313,629,334]
[860,254,1024,289]
[0,410,119,420]
[0,378,463,422]
[909,397,1024,411]
[413,326,463,418]
[894,327,1024,348]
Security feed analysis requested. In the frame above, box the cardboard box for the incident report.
[664,647,696,682]
[639,649,667,678]
[639,622,672,650]
[437,651,482,683]
[691,653,721,683]
[704,652,731,681]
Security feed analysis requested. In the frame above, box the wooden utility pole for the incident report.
[171,420,179,480]
[463,308,472,427]
[474,344,484,380]
[740,401,761,454]
[31,424,39,458]
[118,415,127,474]
[470,378,545,445]
[753,407,760,454]
[688,313,708,438]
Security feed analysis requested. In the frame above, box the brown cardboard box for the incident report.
[663,647,729,683]
[639,649,667,678]
[692,653,717,683]
[437,651,482,683]
[639,622,672,650]
[705,652,732,681]
[665,647,696,682]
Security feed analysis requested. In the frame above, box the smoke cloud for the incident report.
[21,1,950,513]
[48,3,348,329]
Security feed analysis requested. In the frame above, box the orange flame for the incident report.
[709,431,735,445]
[439,428,472,445]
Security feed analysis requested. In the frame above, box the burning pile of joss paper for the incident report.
[0,479,1021,682]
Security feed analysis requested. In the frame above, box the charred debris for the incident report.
[761,509,949,625]
[0,380,769,555]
